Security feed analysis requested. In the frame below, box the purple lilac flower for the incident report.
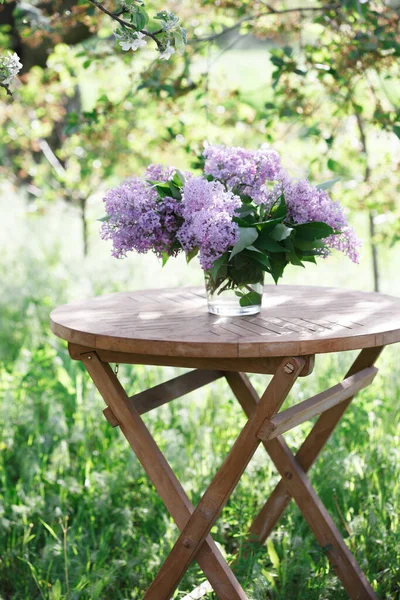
[145,163,193,185]
[101,176,182,258]
[323,228,361,264]
[282,176,361,263]
[177,176,241,270]
[145,163,176,182]
[203,144,283,204]
[101,149,361,269]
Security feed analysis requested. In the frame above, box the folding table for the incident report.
[50,284,400,600]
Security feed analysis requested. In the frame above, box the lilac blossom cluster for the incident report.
[203,144,283,205]
[101,147,361,272]
[203,145,360,263]
[101,174,182,259]
[279,176,360,263]
[177,177,241,269]
[145,163,176,182]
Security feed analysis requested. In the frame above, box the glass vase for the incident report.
[204,271,264,316]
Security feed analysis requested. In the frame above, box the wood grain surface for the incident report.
[50,285,400,358]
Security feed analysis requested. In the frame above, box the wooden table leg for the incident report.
[142,357,306,600]
[226,346,383,600]
[267,437,378,600]
[248,347,383,542]
[81,352,248,600]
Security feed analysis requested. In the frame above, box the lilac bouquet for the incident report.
[101,145,360,315]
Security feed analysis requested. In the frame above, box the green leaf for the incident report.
[155,10,179,30]
[316,177,341,190]
[239,291,262,307]
[393,125,400,139]
[180,26,187,45]
[267,538,280,570]
[135,12,146,30]
[135,6,149,29]
[255,235,285,253]
[154,182,171,191]
[296,249,324,257]
[230,227,259,260]
[161,252,169,267]
[172,170,185,187]
[185,248,198,264]
[239,194,254,205]
[294,239,326,251]
[155,182,172,198]
[288,252,305,267]
[209,253,228,282]
[174,30,186,55]
[294,222,335,240]
[255,217,284,232]
[302,255,317,264]
[271,56,284,67]
[229,253,264,285]
[269,259,287,284]
[97,215,111,222]
[270,195,288,219]
[39,519,60,542]
[245,249,271,270]
[168,181,181,200]
[232,216,256,227]
[139,6,149,24]
[327,158,342,172]
[270,223,293,241]
[49,580,62,600]
[246,245,262,253]
[235,205,256,218]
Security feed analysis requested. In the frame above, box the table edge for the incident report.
[50,315,399,358]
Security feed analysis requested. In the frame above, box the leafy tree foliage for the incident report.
[0,0,399,287]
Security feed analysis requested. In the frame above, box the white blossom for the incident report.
[159,42,175,61]
[0,52,23,85]
[116,31,147,52]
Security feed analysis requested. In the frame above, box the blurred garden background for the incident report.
[0,0,400,598]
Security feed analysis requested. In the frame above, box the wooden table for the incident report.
[50,284,400,600]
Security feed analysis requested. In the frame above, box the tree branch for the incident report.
[259,2,340,16]
[191,3,341,43]
[355,112,370,182]
[87,0,162,48]
[0,82,12,96]
[88,0,135,28]
[355,111,380,293]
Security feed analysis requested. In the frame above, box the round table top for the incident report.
[50,285,400,358]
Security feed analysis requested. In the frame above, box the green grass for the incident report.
[0,191,400,599]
